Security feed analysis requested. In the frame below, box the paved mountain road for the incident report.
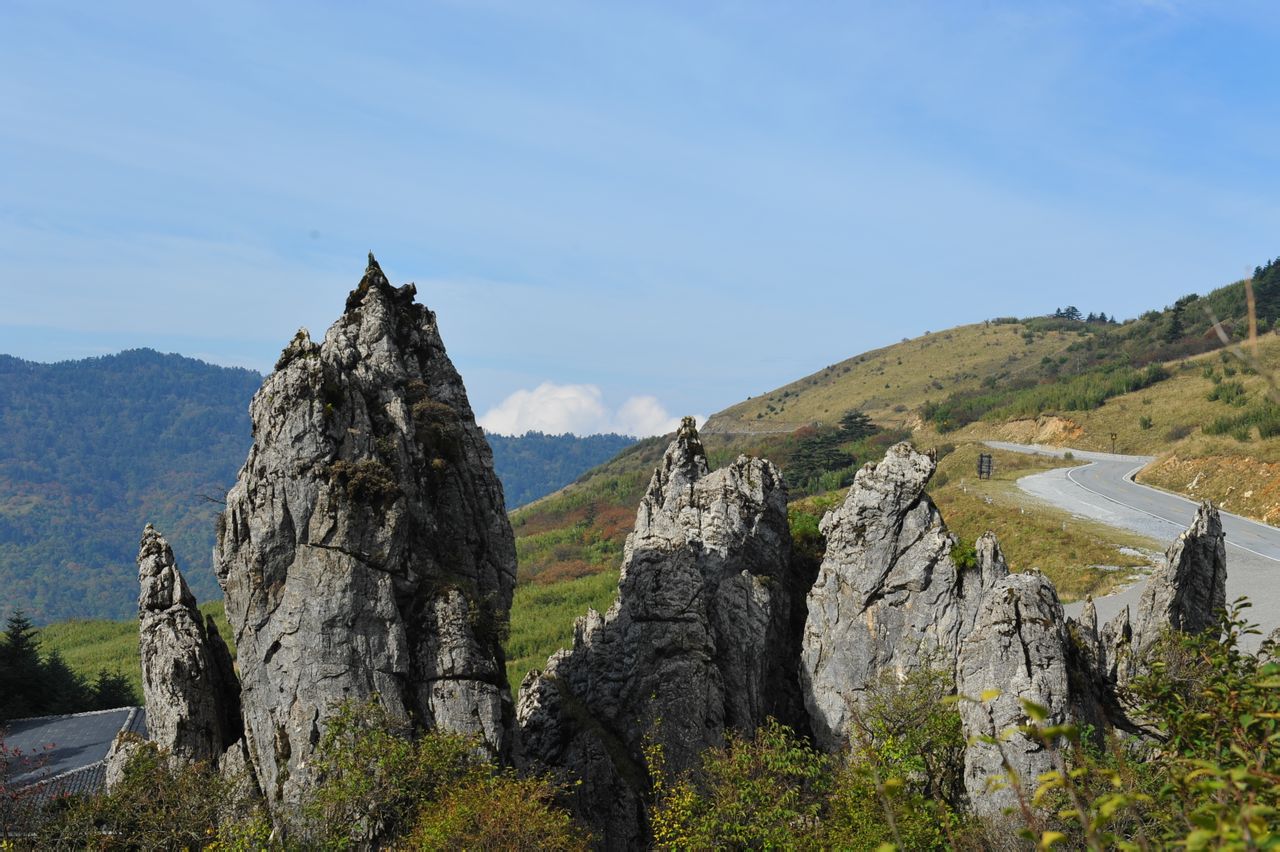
[983,441,1280,643]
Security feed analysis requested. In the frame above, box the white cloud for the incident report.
[478,382,701,437]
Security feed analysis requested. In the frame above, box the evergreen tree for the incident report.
[837,410,876,441]
[40,651,92,715]
[92,670,138,710]
[0,611,42,720]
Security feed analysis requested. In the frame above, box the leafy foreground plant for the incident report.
[989,602,1280,851]
[35,737,269,850]
[648,669,978,851]
[304,697,587,850]
[26,697,586,850]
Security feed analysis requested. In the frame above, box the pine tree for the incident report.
[0,611,42,720]
[92,670,138,710]
[837,410,876,441]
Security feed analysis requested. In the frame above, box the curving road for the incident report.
[984,441,1280,642]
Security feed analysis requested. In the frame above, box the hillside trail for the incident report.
[985,440,1280,645]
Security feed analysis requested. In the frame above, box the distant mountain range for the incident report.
[0,350,635,623]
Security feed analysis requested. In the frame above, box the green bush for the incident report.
[649,668,972,851]
[36,737,268,849]
[648,719,833,850]
[304,697,586,850]
[304,698,486,848]
[1004,602,1280,849]
[407,772,588,850]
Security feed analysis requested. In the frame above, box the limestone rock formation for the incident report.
[958,502,1232,818]
[957,571,1071,819]
[1129,500,1227,661]
[800,442,1006,752]
[135,525,242,764]
[1099,501,1227,689]
[215,255,517,816]
[516,418,800,849]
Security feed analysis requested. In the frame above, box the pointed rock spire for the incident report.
[800,442,1004,752]
[134,525,242,764]
[645,415,709,506]
[958,572,1072,818]
[517,420,800,848]
[216,256,516,821]
[1131,501,1227,654]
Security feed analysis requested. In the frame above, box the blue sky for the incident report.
[3,1,1279,434]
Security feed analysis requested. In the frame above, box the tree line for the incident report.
[0,611,137,721]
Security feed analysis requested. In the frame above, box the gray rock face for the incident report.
[1129,500,1227,663]
[800,442,1006,752]
[957,503,1232,818]
[957,571,1071,819]
[516,418,799,849]
[215,256,517,816]
[1097,502,1227,691]
[135,525,242,764]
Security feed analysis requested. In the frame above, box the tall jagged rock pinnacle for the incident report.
[1129,501,1227,660]
[125,525,241,770]
[800,442,1007,752]
[957,571,1072,819]
[1101,500,1228,689]
[516,417,801,849]
[215,255,517,816]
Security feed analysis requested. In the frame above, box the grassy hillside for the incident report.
[37,601,233,703]
[498,266,1279,689]
[705,321,1079,433]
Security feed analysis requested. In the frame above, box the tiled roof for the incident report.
[2,706,147,833]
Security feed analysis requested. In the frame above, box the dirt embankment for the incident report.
[1138,455,1280,526]
[994,415,1085,446]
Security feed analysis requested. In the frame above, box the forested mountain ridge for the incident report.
[0,350,638,623]
[0,350,261,623]
[485,431,636,508]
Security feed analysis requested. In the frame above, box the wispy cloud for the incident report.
[478,382,700,437]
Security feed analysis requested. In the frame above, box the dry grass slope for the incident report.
[705,321,1079,433]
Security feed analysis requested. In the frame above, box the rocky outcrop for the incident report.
[1129,501,1227,663]
[215,255,517,817]
[135,525,242,764]
[959,502,1232,817]
[957,571,1071,819]
[1096,502,1227,690]
[800,442,1006,752]
[516,418,800,849]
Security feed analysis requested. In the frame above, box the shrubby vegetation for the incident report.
[33,737,269,849]
[1203,401,1280,441]
[922,265,1280,433]
[19,697,587,850]
[922,363,1169,432]
[649,604,1280,850]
